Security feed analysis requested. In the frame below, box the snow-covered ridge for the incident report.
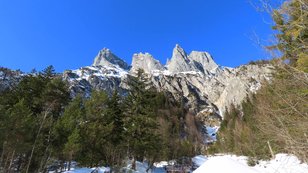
[70,65,128,81]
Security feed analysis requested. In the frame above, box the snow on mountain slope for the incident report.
[63,65,128,97]
[63,45,273,142]
[193,154,308,173]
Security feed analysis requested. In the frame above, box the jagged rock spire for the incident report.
[166,44,197,73]
[130,53,164,74]
[93,48,129,70]
[189,51,219,74]
[92,45,220,75]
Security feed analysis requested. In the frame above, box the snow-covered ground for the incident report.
[193,153,308,173]
[58,153,308,173]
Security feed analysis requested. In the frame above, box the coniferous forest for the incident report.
[0,68,202,172]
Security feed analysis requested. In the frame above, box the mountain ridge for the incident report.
[92,44,221,76]
[64,44,274,141]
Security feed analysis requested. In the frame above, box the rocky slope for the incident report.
[63,45,273,141]
[0,67,23,92]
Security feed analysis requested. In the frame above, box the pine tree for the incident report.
[0,66,70,172]
[52,96,84,168]
[107,90,124,145]
[123,69,161,170]
[64,128,81,171]
[40,65,56,79]
[270,0,308,72]
[0,99,35,172]
[77,90,113,167]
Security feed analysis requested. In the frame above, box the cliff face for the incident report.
[92,48,129,70]
[63,45,273,142]
[65,45,273,113]
[130,53,164,74]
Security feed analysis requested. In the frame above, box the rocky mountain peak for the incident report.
[130,53,164,74]
[167,44,197,73]
[92,48,129,70]
[173,44,189,61]
[63,46,273,139]
[189,51,220,74]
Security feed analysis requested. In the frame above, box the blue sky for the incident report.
[0,0,276,72]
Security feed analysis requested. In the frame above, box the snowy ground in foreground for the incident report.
[193,153,308,173]
[60,153,308,173]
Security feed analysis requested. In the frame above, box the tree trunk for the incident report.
[16,155,22,172]
[8,150,15,173]
[3,152,10,173]
[68,160,71,171]
[26,108,50,173]
[42,152,52,173]
[38,145,52,173]
[0,142,6,169]
[146,157,156,173]
[132,157,136,171]
[68,152,72,171]
[267,141,275,159]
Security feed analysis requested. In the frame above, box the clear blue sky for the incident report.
[0,0,276,72]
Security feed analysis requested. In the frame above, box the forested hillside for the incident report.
[211,0,308,163]
[0,68,202,172]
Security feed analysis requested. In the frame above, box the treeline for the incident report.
[0,67,202,172]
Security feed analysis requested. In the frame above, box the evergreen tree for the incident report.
[52,96,84,169]
[0,99,35,172]
[78,90,113,166]
[40,65,56,79]
[107,90,124,145]
[0,66,70,172]
[63,128,81,171]
[123,69,161,170]
[269,0,308,72]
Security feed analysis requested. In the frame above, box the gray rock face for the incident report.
[166,44,198,73]
[0,68,22,92]
[63,65,128,98]
[165,45,221,75]
[189,51,220,74]
[93,48,129,70]
[64,45,274,122]
[130,53,164,74]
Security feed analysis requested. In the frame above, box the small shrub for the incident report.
[247,157,258,166]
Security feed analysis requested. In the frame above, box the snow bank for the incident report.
[192,155,207,167]
[254,153,308,173]
[59,153,308,173]
[193,155,259,173]
[193,154,308,173]
[63,167,108,173]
